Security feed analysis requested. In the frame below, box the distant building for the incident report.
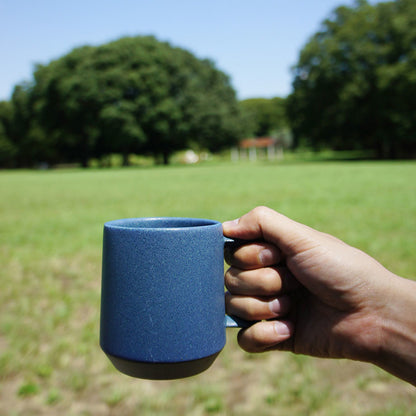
[231,137,284,161]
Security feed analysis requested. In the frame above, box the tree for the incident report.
[0,101,17,167]
[25,36,242,166]
[287,0,416,158]
[9,84,54,167]
[240,97,288,137]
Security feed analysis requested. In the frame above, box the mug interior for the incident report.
[106,217,219,230]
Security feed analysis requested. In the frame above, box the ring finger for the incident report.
[225,265,300,297]
[225,293,291,321]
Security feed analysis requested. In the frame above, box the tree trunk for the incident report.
[162,151,170,165]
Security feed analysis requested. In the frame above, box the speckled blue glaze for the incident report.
[100,217,227,368]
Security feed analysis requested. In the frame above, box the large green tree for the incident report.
[287,0,416,158]
[23,36,242,166]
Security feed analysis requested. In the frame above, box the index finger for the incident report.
[223,206,317,257]
[224,241,282,269]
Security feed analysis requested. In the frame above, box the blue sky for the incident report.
[1,0,376,101]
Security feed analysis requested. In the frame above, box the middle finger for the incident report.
[225,265,300,296]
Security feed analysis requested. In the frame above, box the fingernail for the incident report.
[223,218,240,228]
[273,320,291,337]
[259,248,276,265]
[269,298,282,315]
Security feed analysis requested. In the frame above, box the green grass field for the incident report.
[1,159,415,415]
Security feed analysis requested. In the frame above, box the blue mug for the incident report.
[100,217,250,380]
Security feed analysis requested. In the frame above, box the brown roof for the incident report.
[239,137,276,149]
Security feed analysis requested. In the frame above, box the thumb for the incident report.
[223,206,313,256]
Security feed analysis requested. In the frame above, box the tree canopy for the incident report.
[287,0,416,158]
[239,97,288,137]
[8,36,243,167]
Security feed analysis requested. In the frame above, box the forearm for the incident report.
[373,274,416,386]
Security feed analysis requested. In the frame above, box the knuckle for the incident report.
[262,267,279,289]
[224,268,240,292]
[237,329,259,352]
[252,205,271,219]
[253,267,281,294]
[238,324,270,353]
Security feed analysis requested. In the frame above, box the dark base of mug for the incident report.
[106,352,220,380]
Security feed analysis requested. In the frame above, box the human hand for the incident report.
[223,206,416,381]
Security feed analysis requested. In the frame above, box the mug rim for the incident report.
[104,217,221,230]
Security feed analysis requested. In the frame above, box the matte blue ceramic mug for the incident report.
[100,217,250,380]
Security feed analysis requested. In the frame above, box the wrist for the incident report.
[371,274,416,385]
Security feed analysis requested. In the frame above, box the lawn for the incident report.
[0,159,415,415]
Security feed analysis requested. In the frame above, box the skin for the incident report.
[223,206,416,386]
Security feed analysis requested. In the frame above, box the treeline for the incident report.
[1,0,415,168]
[0,36,244,168]
[287,0,416,158]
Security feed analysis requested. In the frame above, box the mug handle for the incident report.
[225,314,254,328]
[224,237,257,329]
